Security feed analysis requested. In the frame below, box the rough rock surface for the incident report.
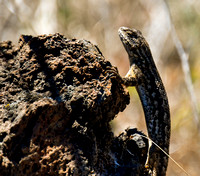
[0,34,149,175]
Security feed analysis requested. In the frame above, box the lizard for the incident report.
[118,27,171,176]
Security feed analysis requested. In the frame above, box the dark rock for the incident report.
[0,34,149,175]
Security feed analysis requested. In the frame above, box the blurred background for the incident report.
[1,0,200,175]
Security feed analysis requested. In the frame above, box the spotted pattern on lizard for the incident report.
[118,27,171,176]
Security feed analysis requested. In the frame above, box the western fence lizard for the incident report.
[118,27,171,176]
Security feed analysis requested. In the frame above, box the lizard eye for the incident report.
[130,32,138,39]
[126,29,138,39]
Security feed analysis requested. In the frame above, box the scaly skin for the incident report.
[118,27,171,176]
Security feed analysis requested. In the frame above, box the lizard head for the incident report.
[118,27,147,62]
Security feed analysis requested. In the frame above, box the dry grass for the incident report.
[1,0,200,175]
